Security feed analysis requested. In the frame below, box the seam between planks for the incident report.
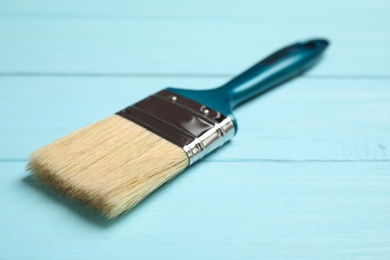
[1,12,389,21]
[1,158,389,163]
[1,72,390,79]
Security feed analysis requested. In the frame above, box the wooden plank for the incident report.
[1,0,389,18]
[1,77,389,161]
[1,161,390,259]
[0,1,389,75]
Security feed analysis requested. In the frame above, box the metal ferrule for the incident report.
[116,89,235,165]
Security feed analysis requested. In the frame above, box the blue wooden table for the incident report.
[1,1,390,259]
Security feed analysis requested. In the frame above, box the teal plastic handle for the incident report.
[168,39,329,131]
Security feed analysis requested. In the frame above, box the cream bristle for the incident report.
[27,115,189,219]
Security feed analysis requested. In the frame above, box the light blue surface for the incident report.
[1,1,390,259]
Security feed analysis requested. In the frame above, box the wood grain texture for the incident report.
[0,1,389,75]
[2,162,390,259]
[0,0,389,259]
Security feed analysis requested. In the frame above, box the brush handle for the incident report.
[169,39,329,119]
[219,39,329,108]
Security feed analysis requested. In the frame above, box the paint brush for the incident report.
[27,39,329,218]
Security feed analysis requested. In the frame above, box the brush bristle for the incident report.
[27,115,189,219]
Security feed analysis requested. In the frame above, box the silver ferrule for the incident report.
[117,89,235,165]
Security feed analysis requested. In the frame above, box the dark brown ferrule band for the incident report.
[116,89,235,164]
